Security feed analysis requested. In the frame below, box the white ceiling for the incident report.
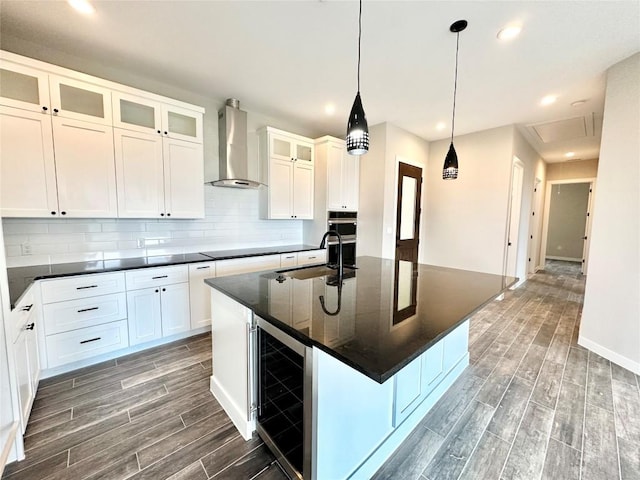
[1,1,639,163]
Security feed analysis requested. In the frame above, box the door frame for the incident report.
[504,157,525,281]
[527,177,543,276]
[540,177,596,274]
[394,160,423,262]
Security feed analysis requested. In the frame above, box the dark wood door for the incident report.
[395,162,423,262]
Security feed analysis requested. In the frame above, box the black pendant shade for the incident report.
[443,142,459,180]
[346,92,369,155]
[443,19,467,180]
[346,0,368,155]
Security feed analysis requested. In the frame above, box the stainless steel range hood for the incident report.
[210,98,262,189]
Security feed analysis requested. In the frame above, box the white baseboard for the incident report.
[578,336,640,375]
[210,376,254,441]
[546,256,582,262]
[0,421,19,474]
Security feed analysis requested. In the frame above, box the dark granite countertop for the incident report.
[205,256,517,383]
[6,244,319,309]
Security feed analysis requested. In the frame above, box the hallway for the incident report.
[374,261,640,479]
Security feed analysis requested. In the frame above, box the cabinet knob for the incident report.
[61,211,67,215]
[51,211,57,215]
[157,130,161,134]
[155,289,159,293]
[25,323,35,331]
[164,131,168,135]
[166,213,171,217]
[53,108,59,114]
[160,213,165,216]
[42,106,48,112]
[162,288,166,292]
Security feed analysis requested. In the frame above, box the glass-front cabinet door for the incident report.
[269,133,294,162]
[113,92,162,135]
[0,62,50,113]
[295,140,314,163]
[49,74,112,125]
[162,104,203,143]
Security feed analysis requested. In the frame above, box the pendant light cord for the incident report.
[357,0,362,93]
[451,31,460,144]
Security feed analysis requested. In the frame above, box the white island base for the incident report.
[209,289,470,479]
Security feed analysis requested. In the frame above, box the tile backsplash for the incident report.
[2,186,302,267]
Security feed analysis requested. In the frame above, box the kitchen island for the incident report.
[205,256,515,479]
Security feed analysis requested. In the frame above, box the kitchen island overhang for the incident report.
[205,256,516,479]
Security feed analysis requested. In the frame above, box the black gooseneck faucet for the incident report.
[319,230,343,279]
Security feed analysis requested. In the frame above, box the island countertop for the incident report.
[205,256,516,383]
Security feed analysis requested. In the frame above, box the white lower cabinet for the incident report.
[297,249,326,266]
[10,288,40,433]
[188,262,216,330]
[126,266,191,346]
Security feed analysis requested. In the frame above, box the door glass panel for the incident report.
[399,176,417,240]
[273,138,291,157]
[120,99,155,128]
[0,69,40,105]
[296,144,312,162]
[397,260,413,310]
[167,111,196,137]
[59,84,105,118]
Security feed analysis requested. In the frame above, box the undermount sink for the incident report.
[278,264,356,280]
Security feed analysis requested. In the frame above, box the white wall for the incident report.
[357,123,429,260]
[425,126,514,275]
[3,187,303,267]
[547,159,598,181]
[546,183,590,261]
[579,53,640,374]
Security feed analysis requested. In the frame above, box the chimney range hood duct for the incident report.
[210,98,262,189]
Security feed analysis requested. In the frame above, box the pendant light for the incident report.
[346,0,369,155]
[443,19,468,180]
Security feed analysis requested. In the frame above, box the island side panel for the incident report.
[209,288,255,440]
[313,320,470,480]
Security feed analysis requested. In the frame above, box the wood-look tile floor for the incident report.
[4,260,639,480]
[374,260,640,480]
[2,334,287,480]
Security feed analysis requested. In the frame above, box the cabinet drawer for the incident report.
[43,292,127,335]
[125,265,188,290]
[46,320,128,368]
[41,272,125,303]
[297,249,326,266]
[11,286,37,343]
[216,254,281,277]
[280,253,298,267]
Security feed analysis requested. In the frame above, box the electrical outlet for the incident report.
[21,243,32,255]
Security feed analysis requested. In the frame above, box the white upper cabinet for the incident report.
[0,106,59,217]
[52,116,118,218]
[163,137,205,218]
[114,128,166,218]
[112,92,163,135]
[319,137,359,212]
[163,104,203,143]
[0,50,205,219]
[49,75,112,125]
[113,93,203,144]
[0,61,50,113]
[259,127,315,220]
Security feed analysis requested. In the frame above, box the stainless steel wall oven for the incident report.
[327,211,357,267]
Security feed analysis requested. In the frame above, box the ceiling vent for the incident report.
[531,116,587,143]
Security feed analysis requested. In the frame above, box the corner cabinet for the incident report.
[258,127,314,220]
[0,51,205,219]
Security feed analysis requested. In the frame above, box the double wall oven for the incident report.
[327,211,357,267]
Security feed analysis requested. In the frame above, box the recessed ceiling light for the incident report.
[540,94,558,106]
[68,0,95,15]
[565,152,575,158]
[324,104,336,116]
[571,100,587,107]
[436,122,447,131]
[497,25,522,41]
